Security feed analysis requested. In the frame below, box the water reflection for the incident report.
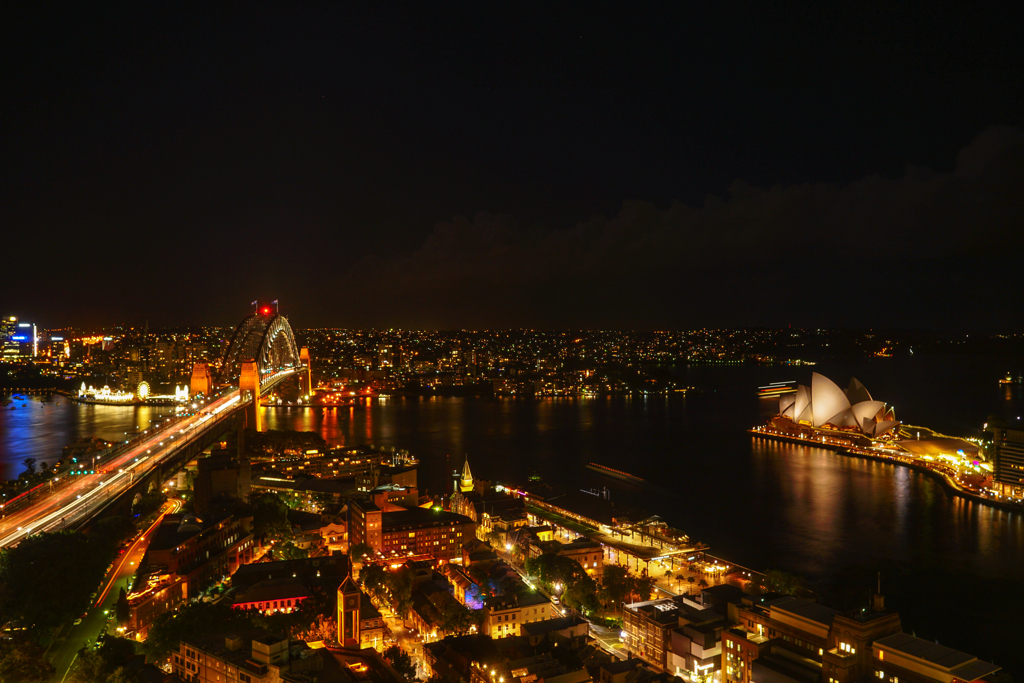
[0,394,177,478]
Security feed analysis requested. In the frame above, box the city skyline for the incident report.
[3,5,1023,330]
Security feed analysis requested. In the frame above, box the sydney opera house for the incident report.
[773,373,899,439]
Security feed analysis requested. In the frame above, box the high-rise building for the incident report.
[1,316,18,361]
[991,428,1024,499]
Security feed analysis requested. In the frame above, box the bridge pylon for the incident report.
[239,360,263,432]
[299,347,312,396]
[190,363,213,397]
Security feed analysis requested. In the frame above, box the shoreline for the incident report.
[749,429,1024,514]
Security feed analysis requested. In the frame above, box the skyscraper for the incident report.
[2,316,20,361]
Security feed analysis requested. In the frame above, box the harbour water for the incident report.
[2,352,1022,669]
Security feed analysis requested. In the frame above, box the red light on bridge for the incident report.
[262,307,271,315]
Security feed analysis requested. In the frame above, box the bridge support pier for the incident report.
[240,360,263,432]
[191,363,213,397]
[299,347,312,396]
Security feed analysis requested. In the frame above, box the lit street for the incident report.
[0,369,296,550]
[46,498,180,682]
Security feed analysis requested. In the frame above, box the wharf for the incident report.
[749,428,1024,514]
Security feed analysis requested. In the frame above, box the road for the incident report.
[47,499,182,682]
[0,369,296,549]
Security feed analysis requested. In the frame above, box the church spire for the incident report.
[460,455,474,492]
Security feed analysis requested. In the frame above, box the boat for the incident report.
[757,380,796,398]
[586,462,644,484]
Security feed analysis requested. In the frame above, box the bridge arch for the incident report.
[219,312,301,384]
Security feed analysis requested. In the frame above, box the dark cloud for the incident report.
[337,127,1024,330]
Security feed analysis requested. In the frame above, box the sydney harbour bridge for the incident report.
[193,304,313,432]
[0,304,313,548]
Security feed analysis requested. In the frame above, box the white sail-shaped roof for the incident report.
[780,394,796,417]
[793,385,811,423]
[828,408,859,428]
[851,400,885,425]
[811,372,850,427]
[872,420,900,437]
[847,377,873,404]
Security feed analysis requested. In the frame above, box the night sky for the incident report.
[4,4,1023,331]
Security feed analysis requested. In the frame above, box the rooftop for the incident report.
[768,596,840,627]
[875,633,1000,681]
[148,511,232,553]
[381,506,473,530]
[234,577,312,605]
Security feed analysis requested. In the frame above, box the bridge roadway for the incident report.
[0,368,299,549]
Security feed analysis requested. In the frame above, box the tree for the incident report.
[382,645,417,682]
[348,542,374,563]
[106,667,145,683]
[388,567,415,620]
[0,530,114,632]
[602,564,640,610]
[143,601,255,662]
[21,457,37,477]
[360,563,390,606]
[67,648,108,683]
[762,569,804,595]
[687,576,696,594]
[250,587,334,640]
[698,578,709,591]
[115,587,130,624]
[68,637,138,683]
[251,492,294,543]
[564,574,600,616]
[133,491,166,519]
[437,597,476,636]
[0,637,54,683]
[298,614,338,646]
[272,540,309,561]
[94,516,137,546]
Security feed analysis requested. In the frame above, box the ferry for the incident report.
[757,380,796,398]
[586,462,644,484]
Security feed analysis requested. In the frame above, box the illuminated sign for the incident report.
[11,335,27,341]
[17,323,30,328]
[51,336,64,341]
[103,336,113,341]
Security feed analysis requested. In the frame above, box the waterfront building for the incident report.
[777,373,898,439]
[622,596,727,676]
[990,428,1024,499]
[725,593,903,683]
[722,626,771,683]
[871,633,1000,683]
